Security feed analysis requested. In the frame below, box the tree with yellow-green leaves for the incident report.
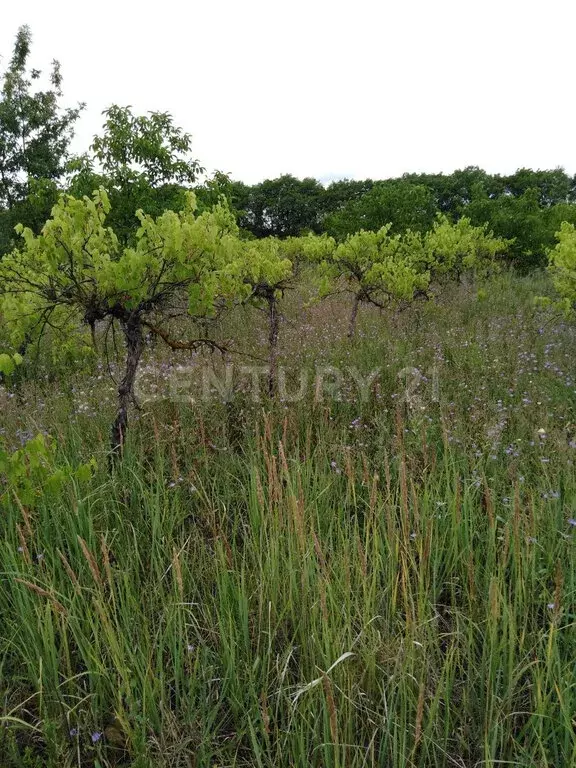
[545,222,576,316]
[422,216,510,284]
[0,189,243,455]
[311,226,430,338]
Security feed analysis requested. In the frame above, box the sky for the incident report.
[1,0,575,185]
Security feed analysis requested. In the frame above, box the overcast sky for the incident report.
[1,1,575,184]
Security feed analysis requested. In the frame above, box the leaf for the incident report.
[0,354,15,375]
[75,462,95,483]
[291,651,355,705]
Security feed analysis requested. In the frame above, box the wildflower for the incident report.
[568,518,576,527]
[91,731,102,743]
[69,728,78,737]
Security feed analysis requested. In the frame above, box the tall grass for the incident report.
[1,272,575,767]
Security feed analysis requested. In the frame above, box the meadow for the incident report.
[0,271,575,767]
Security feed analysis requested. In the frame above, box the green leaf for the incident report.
[0,354,15,375]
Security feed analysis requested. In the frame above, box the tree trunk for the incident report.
[267,294,279,398]
[110,315,144,459]
[89,320,97,350]
[348,293,360,339]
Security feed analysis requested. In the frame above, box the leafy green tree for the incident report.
[68,106,202,245]
[312,227,430,338]
[546,222,576,315]
[402,167,503,217]
[0,189,242,455]
[324,181,436,240]
[0,26,83,255]
[238,174,325,238]
[231,235,332,395]
[194,171,254,237]
[422,216,509,283]
[231,238,295,395]
[466,188,576,271]
[321,178,375,217]
[502,168,575,206]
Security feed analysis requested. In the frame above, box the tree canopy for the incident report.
[547,222,576,315]
[0,189,241,452]
[0,26,83,255]
[68,105,203,245]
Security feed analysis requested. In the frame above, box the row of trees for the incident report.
[0,187,512,455]
[222,171,576,272]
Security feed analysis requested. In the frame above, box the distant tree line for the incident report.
[2,26,575,273]
[202,168,576,271]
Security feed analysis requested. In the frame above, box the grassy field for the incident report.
[1,272,575,767]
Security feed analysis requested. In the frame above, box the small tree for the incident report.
[0,189,242,456]
[313,227,430,338]
[232,238,296,396]
[546,222,576,315]
[422,216,509,284]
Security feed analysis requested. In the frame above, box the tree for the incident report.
[231,239,295,395]
[324,180,437,240]
[402,167,504,217]
[312,228,430,338]
[466,188,576,272]
[194,171,253,233]
[0,189,242,456]
[422,216,509,284]
[502,168,575,207]
[0,26,83,255]
[230,235,330,396]
[546,222,576,315]
[238,174,325,238]
[68,106,202,245]
[322,178,375,212]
